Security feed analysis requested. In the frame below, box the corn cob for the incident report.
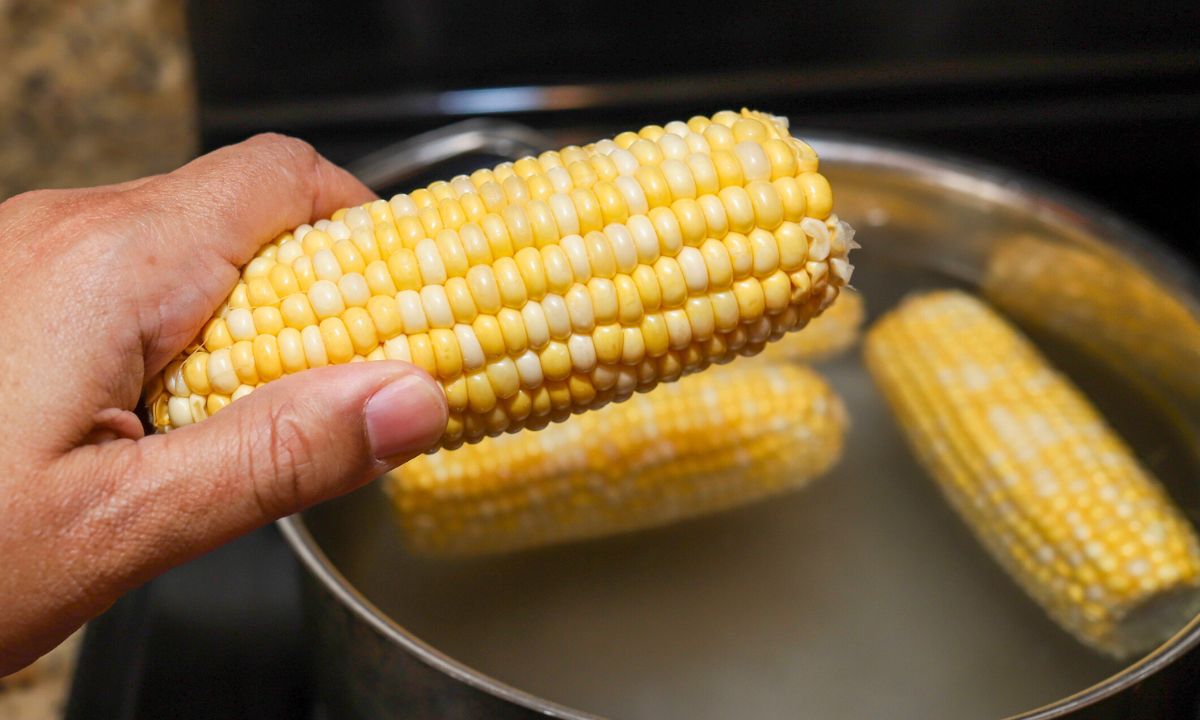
[864,290,1200,657]
[387,363,846,556]
[983,235,1200,406]
[755,288,864,364]
[146,109,856,449]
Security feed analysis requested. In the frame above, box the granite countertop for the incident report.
[0,0,198,716]
[0,0,198,199]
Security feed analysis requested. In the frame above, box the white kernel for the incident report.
[453,324,485,371]
[664,121,690,137]
[614,175,649,215]
[301,325,329,367]
[546,166,573,194]
[542,294,571,339]
[450,176,476,197]
[168,396,195,427]
[677,246,709,293]
[327,221,352,241]
[593,139,619,156]
[293,224,313,242]
[415,239,447,284]
[383,335,412,362]
[683,132,711,155]
[308,280,345,319]
[277,240,303,265]
[420,284,454,328]
[657,134,688,160]
[548,193,581,237]
[521,301,550,349]
[626,214,660,263]
[565,285,595,332]
[314,219,331,231]
[604,224,638,273]
[313,248,343,282]
[338,273,370,307]
[560,234,592,283]
[389,194,418,218]
[232,384,255,401]
[664,309,693,349]
[609,148,639,176]
[568,333,597,372]
[227,307,257,341]
[396,289,428,333]
[515,349,544,388]
[734,140,771,181]
[344,207,372,231]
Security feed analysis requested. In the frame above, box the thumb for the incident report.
[74,361,447,586]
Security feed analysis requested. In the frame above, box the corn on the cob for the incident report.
[387,363,845,556]
[983,235,1200,406]
[146,109,856,449]
[755,288,864,364]
[864,290,1200,657]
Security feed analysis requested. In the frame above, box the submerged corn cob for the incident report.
[756,288,864,364]
[983,235,1200,406]
[387,363,845,556]
[864,290,1200,657]
[147,109,855,448]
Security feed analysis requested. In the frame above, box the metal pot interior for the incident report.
[285,133,1200,720]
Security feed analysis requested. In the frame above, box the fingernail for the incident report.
[365,374,447,460]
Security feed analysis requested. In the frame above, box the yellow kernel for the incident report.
[364,259,397,296]
[515,247,548,300]
[386,249,423,291]
[685,296,716,340]
[302,229,333,255]
[442,375,469,411]
[545,380,572,410]
[436,230,469,278]
[632,265,662,311]
[584,231,617,279]
[526,173,554,202]
[230,341,260,385]
[593,325,623,364]
[280,294,317,329]
[438,198,467,229]
[320,317,355,364]
[568,160,597,188]
[648,206,683,256]
[638,124,666,141]
[486,358,521,399]
[343,307,379,355]
[701,238,734,289]
[723,232,754,280]
[672,199,707,246]
[228,283,250,309]
[567,374,597,405]
[749,228,781,277]
[407,333,436,376]
[540,341,572,381]
[733,278,766,322]
[480,214,515,257]
[473,314,508,359]
[541,245,573,294]
[711,290,741,331]
[292,257,315,291]
[654,256,687,308]
[634,165,672,208]
[497,308,529,354]
[571,187,604,234]
[710,149,744,188]
[621,326,646,364]
[493,257,528,308]
[614,131,640,149]
[253,334,283,381]
[502,205,535,251]
[445,277,478,323]
[333,239,366,274]
[206,393,231,416]
[732,118,767,142]
[614,274,644,324]
[719,186,755,234]
[592,181,628,225]
[641,314,670,357]
[247,277,280,307]
[776,222,809,271]
[268,264,300,297]
[761,270,792,313]
[418,206,443,237]
[395,216,426,249]
[763,138,799,179]
[747,181,784,230]
[588,278,619,324]
[503,388,532,422]
[526,200,559,248]
[375,223,402,257]
[798,172,834,219]
[182,353,212,395]
[430,328,463,379]
[252,306,284,335]
[628,139,664,165]
[590,154,618,182]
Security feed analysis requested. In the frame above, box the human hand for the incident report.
[0,135,449,674]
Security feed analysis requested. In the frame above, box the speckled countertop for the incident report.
[0,0,198,199]
[0,0,197,716]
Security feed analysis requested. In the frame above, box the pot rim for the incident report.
[278,130,1200,720]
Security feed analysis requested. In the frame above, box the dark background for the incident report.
[71,3,1200,718]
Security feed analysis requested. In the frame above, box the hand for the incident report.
[0,135,449,674]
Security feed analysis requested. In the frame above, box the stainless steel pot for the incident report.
[280,125,1200,719]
